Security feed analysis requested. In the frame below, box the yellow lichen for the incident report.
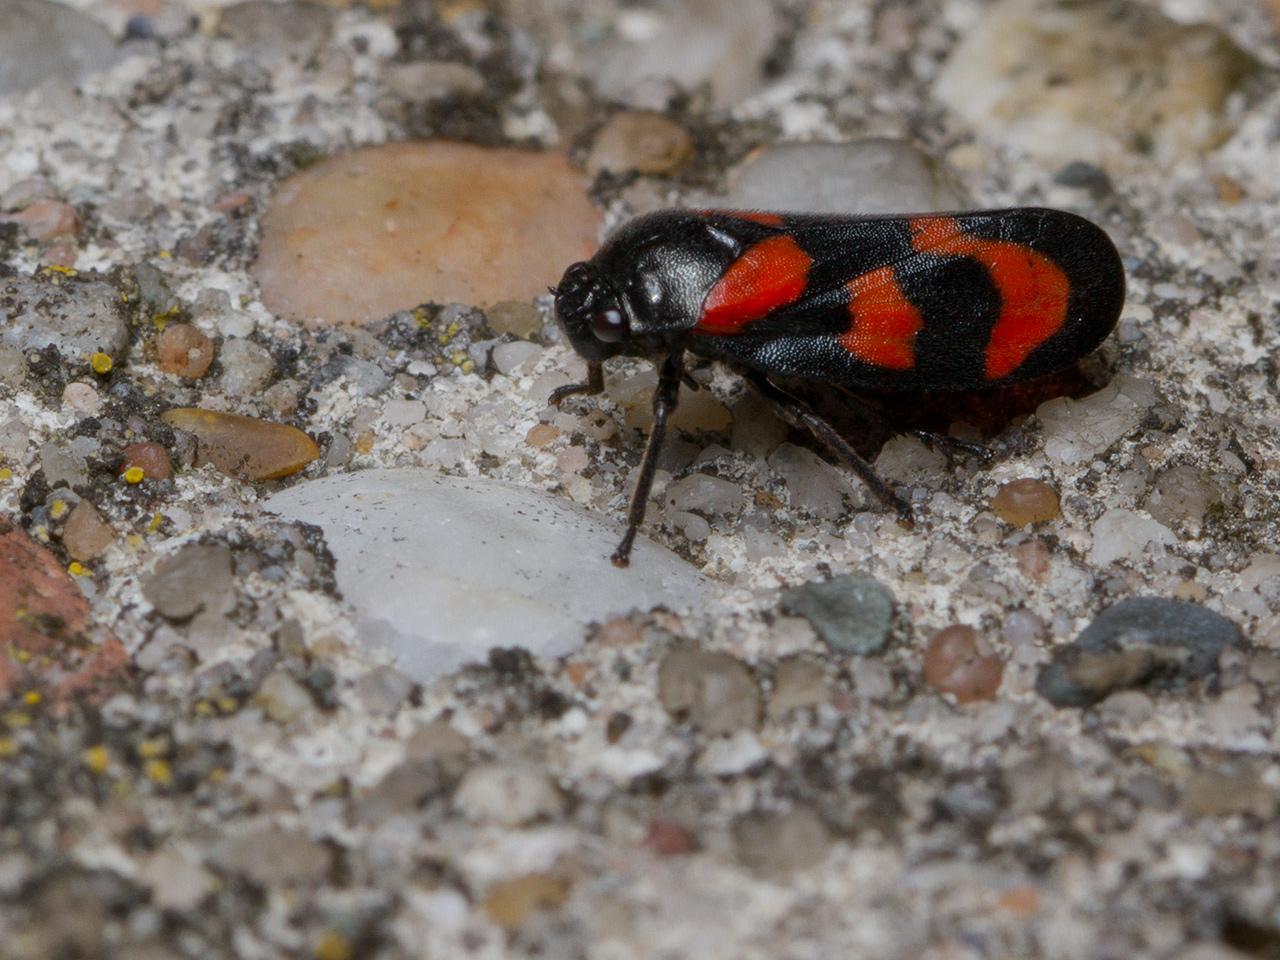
[123,466,146,484]
[67,561,88,577]
[82,745,110,774]
[145,758,173,787]
[49,499,68,520]
[22,691,41,707]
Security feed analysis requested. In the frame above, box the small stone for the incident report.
[0,0,120,94]
[385,61,485,103]
[320,355,389,397]
[139,846,215,912]
[256,670,314,724]
[923,625,1004,703]
[1037,376,1157,465]
[768,656,831,718]
[525,423,559,448]
[354,665,414,714]
[217,0,333,62]
[730,391,786,458]
[40,437,97,489]
[162,408,320,481]
[657,645,760,734]
[454,763,563,826]
[156,324,215,379]
[120,443,173,482]
[483,874,570,930]
[10,200,79,241]
[780,575,895,655]
[586,111,693,177]
[1013,539,1051,582]
[732,807,831,876]
[217,825,332,887]
[592,0,781,109]
[492,340,542,377]
[666,473,743,515]
[935,0,1259,170]
[382,399,426,428]
[486,301,544,339]
[1181,767,1277,819]
[721,139,966,215]
[0,274,128,362]
[1036,597,1243,707]
[769,443,857,520]
[873,435,947,485]
[0,517,127,703]
[255,143,600,325]
[1144,464,1221,533]
[141,543,234,620]
[991,479,1061,526]
[61,381,100,417]
[218,338,275,396]
[62,501,113,562]
[1090,508,1177,566]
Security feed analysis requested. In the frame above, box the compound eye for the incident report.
[591,308,628,343]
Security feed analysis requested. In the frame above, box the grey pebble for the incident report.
[780,574,895,655]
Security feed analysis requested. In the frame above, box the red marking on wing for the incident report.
[696,235,812,335]
[909,216,1070,380]
[838,266,923,370]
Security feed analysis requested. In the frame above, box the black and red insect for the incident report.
[551,207,1125,567]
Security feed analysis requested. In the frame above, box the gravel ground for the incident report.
[2,1,1280,958]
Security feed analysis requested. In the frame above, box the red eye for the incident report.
[591,309,627,342]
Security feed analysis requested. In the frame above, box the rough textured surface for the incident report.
[264,469,716,679]
[0,0,1278,956]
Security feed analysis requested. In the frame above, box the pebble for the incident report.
[454,763,564,827]
[120,442,174,482]
[255,143,600,325]
[0,517,127,703]
[265,469,715,680]
[139,847,215,912]
[256,670,314,724]
[732,807,831,876]
[354,665,415,715]
[923,626,1004,703]
[162,408,320,481]
[666,473,743,516]
[873,436,947,485]
[1144,464,1220,533]
[657,644,760,734]
[586,111,694,177]
[382,399,426,428]
[486,301,544,340]
[1089,508,1177,566]
[218,338,276,396]
[0,0,120,94]
[991,479,1061,526]
[63,500,113,562]
[61,381,101,417]
[780,575,895,655]
[141,543,234,620]
[9,200,79,242]
[935,0,1258,170]
[156,324,215,379]
[1037,375,1156,465]
[768,443,857,521]
[491,340,542,377]
[216,826,332,887]
[0,274,129,363]
[767,656,832,718]
[730,391,787,458]
[483,874,570,931]
[385,61,486,103]
[592,0,780,109]
[217,1,333,62]
[1036,597,1242,707]
[721,139,966,215]
[41,437,97,489]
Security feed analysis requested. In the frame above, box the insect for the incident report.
[551,208,1125,567]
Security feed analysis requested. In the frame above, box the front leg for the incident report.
[611,350,684,568]
[549,361,605,405]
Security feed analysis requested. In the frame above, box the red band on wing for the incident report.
[909,217,1070,380]
[696,235,812,335]
[697,209,786,228]
[838,266,923,370]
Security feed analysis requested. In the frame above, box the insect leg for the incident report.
[829,384,991,463]
[549,361,605,405]
[747,372,914,525]
[612,350,685,568]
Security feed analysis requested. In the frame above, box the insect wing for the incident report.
[689,208,1125,392]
